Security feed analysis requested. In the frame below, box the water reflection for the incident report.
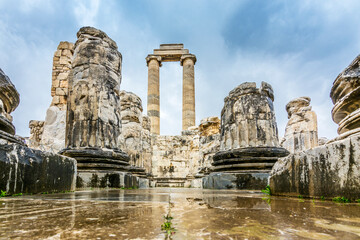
[0,188,359,239]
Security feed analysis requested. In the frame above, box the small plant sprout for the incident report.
[332,196,350,203]
[0,190,6,197]
[161,214,176,238]
[320,196,325,201]
[261,185,271,196]
[356,199,360,203]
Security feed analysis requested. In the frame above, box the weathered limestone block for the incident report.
[51,41,74,110]
[199,116,220,137]
[318,137,328,146]
[330,54,360,140]
[119,90,151,176]
[270,134,360,200]
[0,69,22,144]
[61,27,131,174]
[0,143,77,194]
[151,134,200,187]
[28,120,44,148]
[197,117,221,175]
[140,115,152,174]
[40,106,66,153]
[281,97,318,153]
[30,42,73,152]
[212,82,289,173]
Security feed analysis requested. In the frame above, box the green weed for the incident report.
[161,214,176,238]
[0,190,7,197]
[261,185,271,196]
[332,196,350,203]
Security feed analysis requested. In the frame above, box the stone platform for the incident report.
[270,133,360,200]
[0,143,76,195]
[1,188,360,239]
[76,170,148,189]
[203,172,270,190]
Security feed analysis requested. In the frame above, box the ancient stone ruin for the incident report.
[146,44,196,134]
[330,54,360,140]
[0,69,22,144]
[270,54,360,200]
[281,97,318,153]
[59,27,142,188]
[203,82,289,189]
[0,69,76,195]
[1,26,359,202]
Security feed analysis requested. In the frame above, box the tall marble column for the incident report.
[146,55,161,135]
[180,54,196,131]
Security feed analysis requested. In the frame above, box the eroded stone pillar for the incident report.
[0,68,22,145]
[281,97,318,153]
[146,55,161,135]
[212,82,289,173]
[61,27,130,171]
[181,54,196,130]
[330,54,360,140]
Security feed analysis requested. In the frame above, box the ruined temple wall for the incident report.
[29,42,74,152]
[151,133,201,179]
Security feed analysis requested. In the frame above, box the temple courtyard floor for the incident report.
[1,188,360,239]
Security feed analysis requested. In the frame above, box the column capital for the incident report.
[146,55,162,67]
[180,54,196,66]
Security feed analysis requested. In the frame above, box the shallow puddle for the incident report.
[0,188,359,239]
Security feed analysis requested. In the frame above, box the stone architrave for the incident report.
[281,97,318,153]
[146,44,196,134]
[204,82,289,190]
[330,54,360,140]
[61,27,131,174]
[0,68,22,144]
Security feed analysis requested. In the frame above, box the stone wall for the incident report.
[29,42,74,153]
[151,131,201,187]
[51,41,74,109]
[270,53,360,200]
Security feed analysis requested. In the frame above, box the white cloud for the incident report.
[73,0,100,27]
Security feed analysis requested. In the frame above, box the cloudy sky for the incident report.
[1,0,359,139]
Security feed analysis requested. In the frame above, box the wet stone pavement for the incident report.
[1,188,360,239]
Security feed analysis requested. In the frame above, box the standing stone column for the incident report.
[204,82,289,190]
[146,55,161,135]
[281,97,318,153]
[330,54,360,140]
[180,54,196,130]
[0,68,22,145]
[61,27,130,171]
